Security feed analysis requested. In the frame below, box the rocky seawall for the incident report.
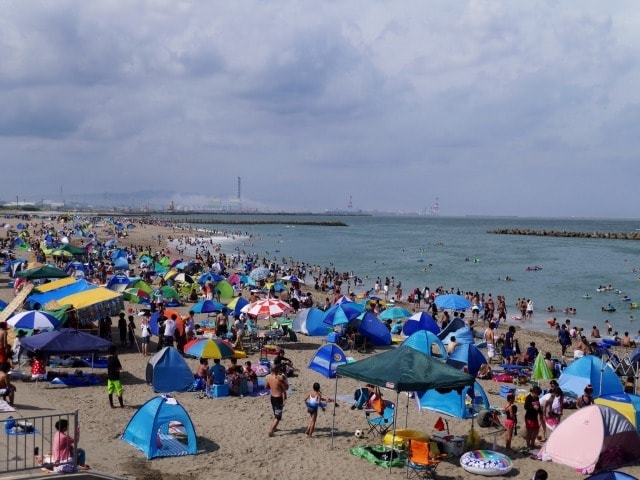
[488,228,640,240]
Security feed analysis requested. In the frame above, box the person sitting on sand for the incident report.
[51,419,89,472]
[242,361,258,391]
[209,358,226,386]
[622,332,636,348]
[591,325,601,338]
[31,350,47,381]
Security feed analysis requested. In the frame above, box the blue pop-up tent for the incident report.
[401,330,448,359]
[292,308,327,336]
[449,343,488,377]
[357,312,392,346]
[146,347,194,393]
[416,381,490,419]
[559,355,623,397]
[122,395,197,459]
[308,344,348,378]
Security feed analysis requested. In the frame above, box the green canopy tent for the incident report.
[16,265,70,280]
[332,346,475,451]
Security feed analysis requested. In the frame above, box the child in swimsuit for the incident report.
[304,382,326,438]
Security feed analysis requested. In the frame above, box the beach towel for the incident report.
[350,445,406,468]
[50,374,102,387]
[0,400,16,412]
[5,418,39,435]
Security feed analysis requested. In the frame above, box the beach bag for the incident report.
[371,388,385,415]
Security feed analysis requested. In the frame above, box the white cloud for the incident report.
[1,0,639,216]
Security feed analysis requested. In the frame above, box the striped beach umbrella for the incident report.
[184,338,235,359]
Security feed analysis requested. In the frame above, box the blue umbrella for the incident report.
[323,303,362,326]
[249,267,271,281]
[7,311,61,330]
[402,312,440,336]
[434,294,472,311]
[191,300,226,314]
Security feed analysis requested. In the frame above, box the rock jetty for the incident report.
[488,228,640,240]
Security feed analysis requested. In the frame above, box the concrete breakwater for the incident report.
[165,218,348,227]
[488,228,640,240]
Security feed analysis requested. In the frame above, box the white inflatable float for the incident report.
[460,450,513,476]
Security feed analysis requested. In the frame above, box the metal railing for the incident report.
[2,411,78,475]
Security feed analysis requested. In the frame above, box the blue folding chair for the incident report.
[366,400,396,436]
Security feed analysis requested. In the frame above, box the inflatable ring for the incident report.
[460,450,513,476]
[383,429,430,448]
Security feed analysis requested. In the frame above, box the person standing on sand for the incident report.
[107,346,124,408]
[265,365,288,437]
[484,322,496,363]
[304,382,326,438]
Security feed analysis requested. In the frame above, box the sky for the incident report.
[1,1,640,217]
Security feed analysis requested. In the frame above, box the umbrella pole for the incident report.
[331,375,339,450]
[388,390,400,474]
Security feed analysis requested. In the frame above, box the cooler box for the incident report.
[210,384,229,398]
[499,385,516,398]
[431,432,465,456]
[327,332,340,343]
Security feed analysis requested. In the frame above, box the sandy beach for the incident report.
[1,217,640,480]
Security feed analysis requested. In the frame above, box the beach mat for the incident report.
[350,445,406,468]
[50,374,103,387]
[0,400,16,412]
[155,434,190,457]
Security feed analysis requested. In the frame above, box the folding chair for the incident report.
[366,400,395,436]
[405,439,445,479]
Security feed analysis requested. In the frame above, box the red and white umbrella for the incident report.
[244,298,292,319]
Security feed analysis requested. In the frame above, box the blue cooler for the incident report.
[327,332,339,343]
[211,384,230,398]
[499,386,516,398]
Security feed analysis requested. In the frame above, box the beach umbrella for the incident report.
[7,310,61,330]
[402,312,440,336]
[191,300,226,314]
[211,261,225,274]
[281,275,305,285]
[246,298,292,319]
[434,294,472,311]
[226,296,249,317]
[323,303,362,327]
[123,288,151,304]
[249,267,271,281]
[184,338,234,360]
[532,352,554,380]
[378,307,412,321]
[264,282,287,293]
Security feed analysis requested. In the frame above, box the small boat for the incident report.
[583,295,592,299]
[602,305,616,312]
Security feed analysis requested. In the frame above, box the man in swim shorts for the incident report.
[107,346,124,408]
[484,322,496,362]
[265,365,288,437]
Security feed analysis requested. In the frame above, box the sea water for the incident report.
[168,215,640,335]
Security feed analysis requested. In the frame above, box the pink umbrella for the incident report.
[245,298,292,319]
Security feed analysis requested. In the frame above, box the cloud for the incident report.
[1,1,640,216]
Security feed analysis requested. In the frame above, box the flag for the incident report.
[434,417,445,432]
